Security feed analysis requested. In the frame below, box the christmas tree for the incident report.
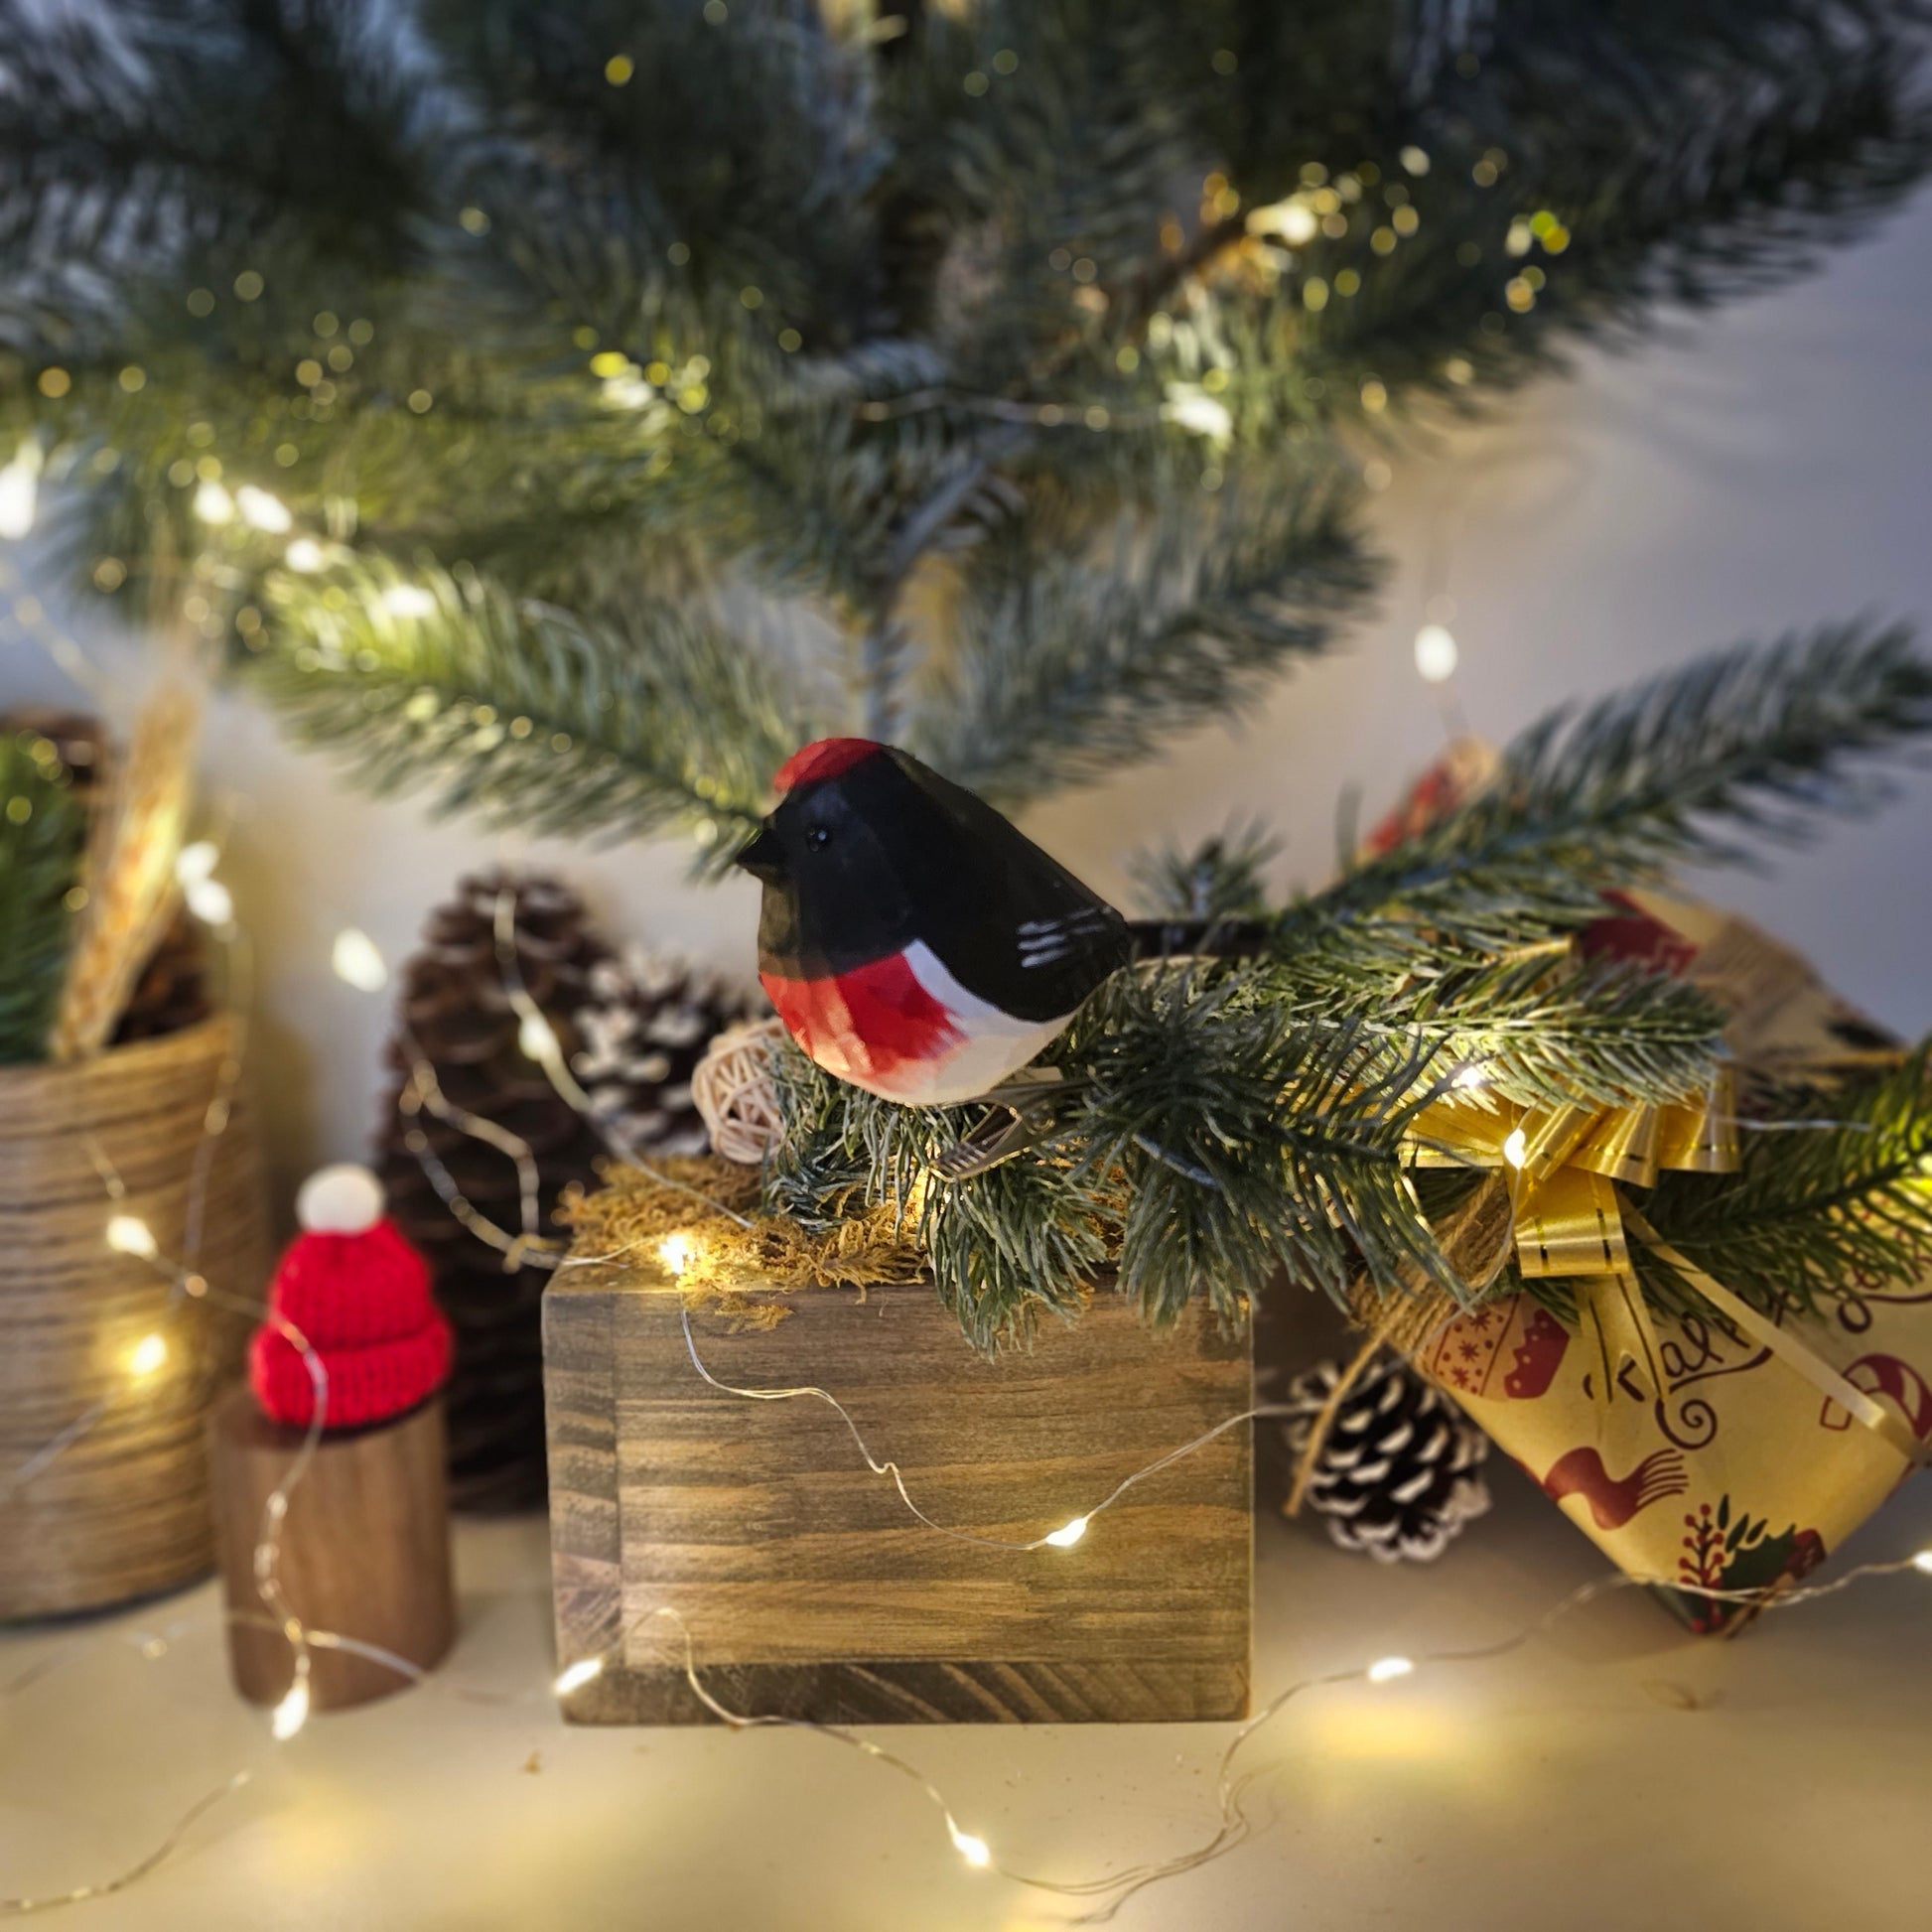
[4,1,1931,1346]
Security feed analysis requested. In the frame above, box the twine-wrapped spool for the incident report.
[0,1014,270,1619]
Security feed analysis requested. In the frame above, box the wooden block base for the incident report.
[545,1270,1252,1725]
[208,1386,456,1710]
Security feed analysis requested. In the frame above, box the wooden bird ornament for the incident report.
[735,739,1131,1109]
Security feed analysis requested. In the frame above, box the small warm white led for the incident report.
[1367,1655,1415,1684]
[175,839,219,886]
[1246,198,1318,246]
[235,484,292,532]
[1502,1127,1528,1170]
[0,456,38,539]
[657,1233,695,1277]
[106,1214,159,1260]
[1912,1550,1932,1576]
[185,877,235,926]
[1414,622,1459,684]
[1043,1516,1089,1549]
[331,926,388,993]
[128,1332,169,1377]
[554,1657,604,1697]
[270,1677,311,1741]
[285,536,326,572]
[381,583,438,618]
[1161,384,1234,444]
[949,1824,992,1868]
[1451,1063,1488,1091]
[193,480,235,525]
[517,1011,560,1062]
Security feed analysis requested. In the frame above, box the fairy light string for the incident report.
[0,882,250,1500]
[406,886,1917,1560]
[3,994,1930,1921]
[79,1133,332,1750]
[670,1282,1288,1554]
[5,835,1930,1915]
[9,1506,1932,1921]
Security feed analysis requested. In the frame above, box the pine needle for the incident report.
[0,734,87,1062]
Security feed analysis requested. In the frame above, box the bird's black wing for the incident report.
[891,753,1132,1022]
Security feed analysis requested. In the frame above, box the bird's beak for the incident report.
[734,826,784,884]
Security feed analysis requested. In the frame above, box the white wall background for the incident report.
[8,190,1932,1205]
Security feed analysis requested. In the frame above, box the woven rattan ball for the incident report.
[691,1018,788,1165]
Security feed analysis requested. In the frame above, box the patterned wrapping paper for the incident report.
[1410,894,1932,1632]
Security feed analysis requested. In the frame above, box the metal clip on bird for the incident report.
[929,1067,1089,1180]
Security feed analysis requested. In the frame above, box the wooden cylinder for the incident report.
[208,1386,457,1710]
[0,1015,269,1620]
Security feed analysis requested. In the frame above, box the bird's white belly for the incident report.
[872,940,1071,1107]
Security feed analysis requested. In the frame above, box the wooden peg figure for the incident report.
[208,1164,457,1712]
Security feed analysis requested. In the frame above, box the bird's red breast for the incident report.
[760,949,964,1095]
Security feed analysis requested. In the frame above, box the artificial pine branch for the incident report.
[1633,1046,1932,1320]
[426,0,892,345]
[1279,622,1932,964]
[0,737,85,1063]
[765,948,1920,1349]
[1277,952,1731,1113]
[1129,822,1283,923]
[5,1,1927,837]
[0,0,435,304]
[762,962,1462,1350]
[1130,829,1731,1109]
[912,483,1376,802]
[249,557,809,859]
[1065,968,1457,1321]
[1173,2,1932,426]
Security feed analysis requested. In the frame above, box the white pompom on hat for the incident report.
[294,1163,386,1236]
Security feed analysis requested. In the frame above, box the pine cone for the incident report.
[1280,1356,1490,1564]
[373,870,612,1511]
[573,948,759,1158]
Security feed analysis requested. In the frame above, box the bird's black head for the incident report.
[735,738,921,978]
[738,737,1130,1017]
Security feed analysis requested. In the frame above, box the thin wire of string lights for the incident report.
[4,686,1929,1917]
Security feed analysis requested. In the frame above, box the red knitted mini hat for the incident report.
[250,1165,453,1432]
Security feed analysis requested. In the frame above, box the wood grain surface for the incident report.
[208,1386,456,1709]
[546,1263,1252,1725]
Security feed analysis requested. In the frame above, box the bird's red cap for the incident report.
[772,737,881,793]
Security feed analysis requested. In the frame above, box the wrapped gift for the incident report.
[1416,1254,1931,1631]
[1408,894,1931,1631]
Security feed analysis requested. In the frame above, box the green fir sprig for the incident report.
[4,2,1927,832]
[250,556,807,863]
[0,736,86,1063]
[1633,1048,1932,1321]
[1277,622,1932,966]
[765,636,1932,1347]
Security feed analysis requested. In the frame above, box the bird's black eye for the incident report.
[806,826,832,850]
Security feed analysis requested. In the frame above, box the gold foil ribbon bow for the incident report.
[1408,1072,1740,1402]
[1407,1073,1932,1467]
